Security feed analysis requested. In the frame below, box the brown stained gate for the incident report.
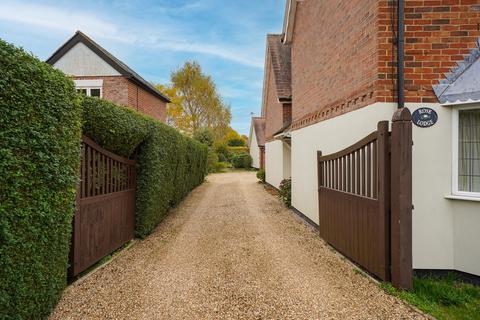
[317,108,413,289]
[70,136,136,277]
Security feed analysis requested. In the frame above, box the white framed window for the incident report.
[452,105,480,199]
[74,79,103,98]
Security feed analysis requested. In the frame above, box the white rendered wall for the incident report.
[53,42,121,76]
[283,142,291,179]
[290,102,480,275]
[249,128,261,169]
[266,140,285,188]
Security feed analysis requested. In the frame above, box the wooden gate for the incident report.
[70,136,136,277]
[317,108,412,289]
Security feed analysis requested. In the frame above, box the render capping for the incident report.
[433,38,480,105]
[46,31,171,103]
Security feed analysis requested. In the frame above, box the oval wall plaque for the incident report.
[412,108,438,128]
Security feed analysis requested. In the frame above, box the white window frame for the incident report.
[451,103,480,200]
[74,79,103,98]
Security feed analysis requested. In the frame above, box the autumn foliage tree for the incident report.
[157,61,231,139]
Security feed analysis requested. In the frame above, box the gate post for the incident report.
[390,108,413,290]
[377,121,391,281]
[317,150,323,233]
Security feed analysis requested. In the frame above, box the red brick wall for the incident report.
[74,76,129,106]
[290,0,480,131]
[265,58,285,140]
[73,75,166,123]
[283,103,292,125]
[291,0,378,131]
[378,0,480,103]
[127,82,166,123]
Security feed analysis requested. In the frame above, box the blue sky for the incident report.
[0,0,286,135]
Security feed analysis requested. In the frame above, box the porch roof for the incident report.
[433,38,480,105]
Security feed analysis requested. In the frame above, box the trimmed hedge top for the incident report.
[82,96,208,238]
[0,39,82,319]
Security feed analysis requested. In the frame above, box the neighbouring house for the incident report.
[47,31,170,122]
[249,117,266,169]
[258,34,292,187]
[255,0,480,280]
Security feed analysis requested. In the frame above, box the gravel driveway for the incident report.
[50,171,425,320]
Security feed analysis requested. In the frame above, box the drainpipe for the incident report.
[397,0,405,109]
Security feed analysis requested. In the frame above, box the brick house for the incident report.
[254,34,292,187]
[47,31,170,122]
[248,117,266,169]
[257,0,480,278]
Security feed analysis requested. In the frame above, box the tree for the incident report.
[156,61,231,138]
[224,127,247,146]
[228,138,245,147]
[193,128,214,147]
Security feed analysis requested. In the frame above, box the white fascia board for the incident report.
[442,99,480,107]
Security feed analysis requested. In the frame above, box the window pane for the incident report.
[77,89,87,95]
[458,109,480,193]
[90,88,101,97]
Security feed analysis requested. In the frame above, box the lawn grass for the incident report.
[380,273,480,320]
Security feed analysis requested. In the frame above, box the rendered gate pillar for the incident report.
[390,108,413,290]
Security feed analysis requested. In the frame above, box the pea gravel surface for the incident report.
[50,171,426,320]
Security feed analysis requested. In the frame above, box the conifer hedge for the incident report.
[0,38,207,319]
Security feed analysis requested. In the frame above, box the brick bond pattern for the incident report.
[290,0,480,131]
[74,75,166,123]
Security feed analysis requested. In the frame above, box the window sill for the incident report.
[445,195,480,202]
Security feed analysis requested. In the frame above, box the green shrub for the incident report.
[232,152,252,169]
[207,149,219,173]
[279,179,292,207]
[227,146,248,159]
[217,152,227,163]
[227,138,245,147]
[0,39,82,319]
[82,97,208,238]
[256,168,266,183]
[213,161,230,173]
[193,128,214,147]
[214,141,230,160]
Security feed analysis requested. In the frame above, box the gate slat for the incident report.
[367,143,372,198]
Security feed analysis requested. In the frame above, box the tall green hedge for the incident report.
[82,97,208,238]
[0,40,82,318]
[1,38,207,318]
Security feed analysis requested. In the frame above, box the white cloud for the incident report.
[0,2,120,39]
[0,1,263,68]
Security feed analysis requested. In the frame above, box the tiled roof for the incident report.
[46,31,170,103]
[267,34,292,100]
[433,38,480,104]
[252,117,266,147]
